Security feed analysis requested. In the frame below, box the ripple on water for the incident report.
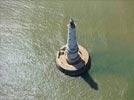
[0,0,64,99]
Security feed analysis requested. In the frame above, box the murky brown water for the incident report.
[0,0,134,100]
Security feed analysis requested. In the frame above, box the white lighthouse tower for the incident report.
[56,19,91,76]
[66,19,80,64]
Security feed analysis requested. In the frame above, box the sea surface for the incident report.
[0,0,134,100]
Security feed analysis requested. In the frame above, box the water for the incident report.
[0,0,134,100]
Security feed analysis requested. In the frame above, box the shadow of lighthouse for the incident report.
[80,56,98,90]
[81,72,98,90]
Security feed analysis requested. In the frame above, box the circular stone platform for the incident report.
[56,45,91,76]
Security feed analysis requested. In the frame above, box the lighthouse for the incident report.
[66,19,80,64]
[56,19,91,76]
